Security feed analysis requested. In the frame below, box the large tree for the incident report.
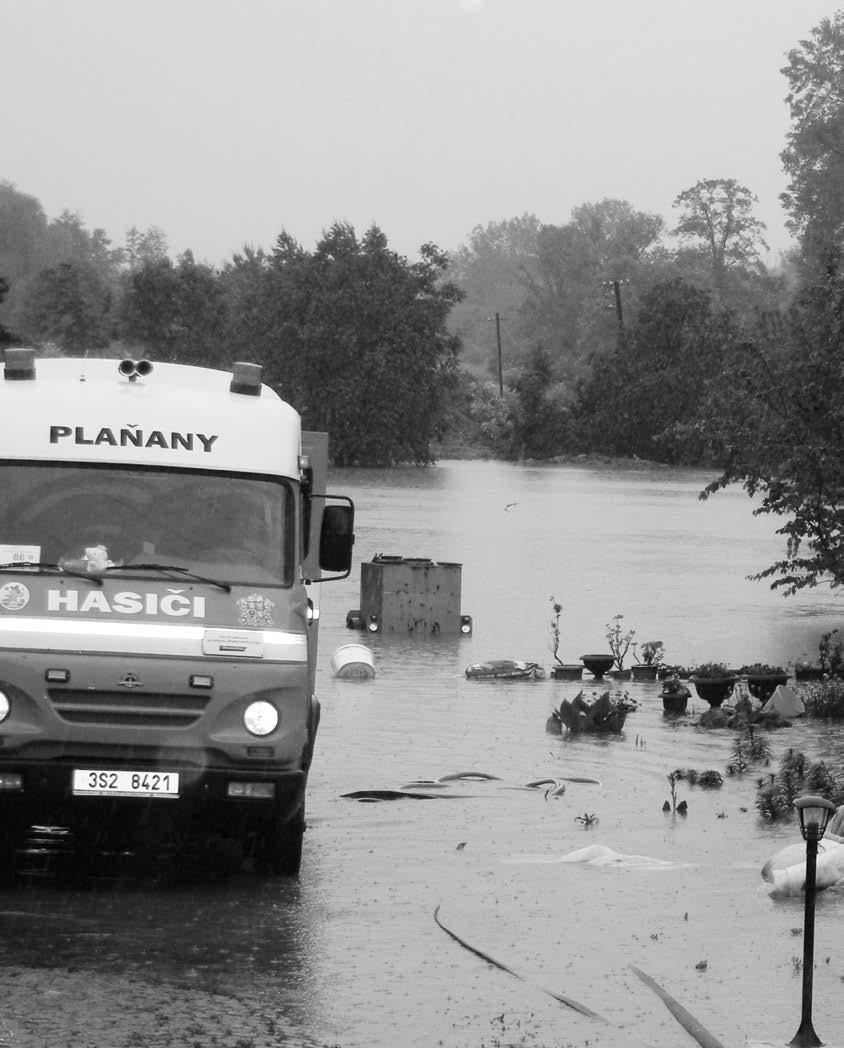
[696,271,843,593]
[522,199,668,382]
[257,223,463,466]
[780,12,844,277]
[119,252,227,365]
[571,278,736,462]
[672,179,768,299]
[22,261,112,353]
[447,214,541,380]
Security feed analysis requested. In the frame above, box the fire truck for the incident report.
[0,350,354,876]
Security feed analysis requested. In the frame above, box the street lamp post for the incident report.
[789,795,836,1048]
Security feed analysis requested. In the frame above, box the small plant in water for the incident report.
[664,770,686,813]
[548,596,564,665]
[606,613,637,670]
[727,724,772,775]
[575,811,599,827]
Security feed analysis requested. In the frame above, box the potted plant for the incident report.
[602,613,636,679]
[547,688,638,734]
[631,640,664,682]
[660,674,691,714]
[548,598,582,680]
[738,663,789,703]
[690,661,737,708]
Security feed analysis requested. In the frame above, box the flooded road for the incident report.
[1,460,841,1047]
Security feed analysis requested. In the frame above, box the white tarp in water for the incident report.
[762,838,844,895]
[760,684,804,718]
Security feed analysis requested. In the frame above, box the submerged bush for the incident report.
[802,678,844,719]
[755,747,844,820]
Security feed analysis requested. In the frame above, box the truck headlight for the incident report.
[0,690,9,723]
[243,700,278,736]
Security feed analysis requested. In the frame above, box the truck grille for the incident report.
[47,690,210,728]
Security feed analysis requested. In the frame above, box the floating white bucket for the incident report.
[331,643,376,679]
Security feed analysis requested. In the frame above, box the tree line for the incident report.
[0,12,841,592]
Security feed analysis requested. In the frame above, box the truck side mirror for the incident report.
[318,501,355,579]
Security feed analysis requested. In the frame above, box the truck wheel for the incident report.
[256,815,304,877]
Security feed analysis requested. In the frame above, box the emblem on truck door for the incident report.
[237,593,276,627]
[0,583,30,611]
[118,672,143,689]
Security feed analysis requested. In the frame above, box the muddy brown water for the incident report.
[0,461,841,1048]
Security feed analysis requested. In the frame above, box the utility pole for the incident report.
[612,280,625,350]
[495,312,503,394]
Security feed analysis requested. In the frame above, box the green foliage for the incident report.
[571,279,736,462]
[755,747,844,820]
[508,343,570,458]
[241,223,463,466]
[639,641,664,666]
[780,12,844,277]
[22,261,112,352]
[819,629,843,675]
[447,214,542,378]
[120,251,228,366]
[738,663,785,675]
[672,179,768,298]
[802,679,844,719]
[727,725,772,775]
[694,270,843,593]
[691,661,731,678]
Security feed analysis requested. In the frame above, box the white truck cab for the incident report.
[0,350,354,876]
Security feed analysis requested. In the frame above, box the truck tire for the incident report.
[256,813,305,877]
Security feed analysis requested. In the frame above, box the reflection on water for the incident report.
[1,460,841,1048]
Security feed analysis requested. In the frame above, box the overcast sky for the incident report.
[3,0,837,266]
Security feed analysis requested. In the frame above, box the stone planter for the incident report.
[631,664,659,682]
[744,673,789,703]
[551,664,583,681]
[607,668,631,681]
[662,692,689,714]
[690,675,737,708]
[580,654,615,680]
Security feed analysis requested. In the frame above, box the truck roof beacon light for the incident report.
[230,362,263,396]
[3,348,36,381]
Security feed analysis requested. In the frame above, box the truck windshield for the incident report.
[0,462,294,586]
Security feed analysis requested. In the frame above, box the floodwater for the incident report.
[1,459,842,1048]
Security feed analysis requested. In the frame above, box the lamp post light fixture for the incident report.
[789,794,836,1048]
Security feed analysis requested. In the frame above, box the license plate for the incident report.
[72,769,180,798]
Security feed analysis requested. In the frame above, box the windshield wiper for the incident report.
[105,562,232,593]
[0,562,104,586]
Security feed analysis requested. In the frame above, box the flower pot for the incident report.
[551,664,583,681]
[631,665,659,682]
[690,675,737,708]
[662,692,689,714]
[744,673,789,702]
[580,654,615,680]
[795,663,824,682]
